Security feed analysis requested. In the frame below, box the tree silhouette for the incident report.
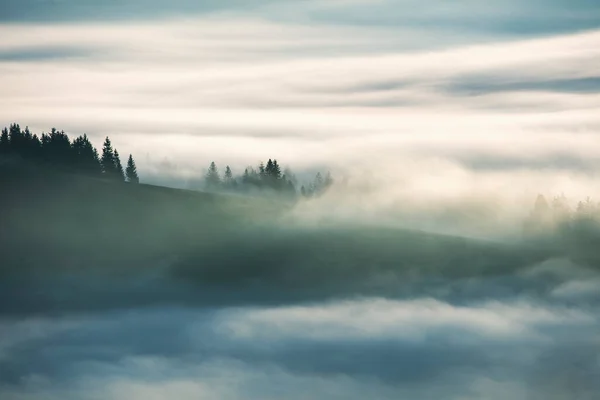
[72,134,101,175]
[9,124,24,154]
[223,165,236,189]
[272,159,281,179]
[126,154,139,183]
[101,137,117,178]
[0,127,9,154]
[114,150,125,181]
[42,128,74,167]
[205,161,221,189]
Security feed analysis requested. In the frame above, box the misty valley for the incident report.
[1,123,599,399]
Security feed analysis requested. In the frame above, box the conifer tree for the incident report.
[243,168,251,184]
[266,159,274,176]
[0,127,9,154]
[73,134,101,175]
[272,159,281,180]
[113,149,125,181]
[126,154,139,183]
[101,137,116,177]
[205,161,221,189]
[8,124,23,153]
[224,165,233,187]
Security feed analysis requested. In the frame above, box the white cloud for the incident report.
[214,298,595,342]
[0,17,599,233]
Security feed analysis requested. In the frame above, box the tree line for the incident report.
[0,123,139,183]
[0,123,334,197]
[203,159,334,198]
[524,193,600,236]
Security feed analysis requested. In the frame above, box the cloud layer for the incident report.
[1,11,599,216]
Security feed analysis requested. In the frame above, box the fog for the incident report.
[2,1,600,399]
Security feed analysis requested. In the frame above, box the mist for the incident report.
[2,1,600,399]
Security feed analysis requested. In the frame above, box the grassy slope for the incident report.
[0,161,282,277]
[0,160,566,289]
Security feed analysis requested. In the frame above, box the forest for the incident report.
[0,123,333,198]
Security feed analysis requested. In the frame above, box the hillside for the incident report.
[0,159,287,278]
[0,159,568,315]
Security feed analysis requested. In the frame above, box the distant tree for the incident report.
[72,134,101,175]
[576,197,595,217]
[314,172,323,190]
[29,134,42,160]
[42,128,74,167]
[113,150,125,181]
[265,159,274,176]
[100,137,117,178]
[205,161,221,189]
[126,154,139,183]
[0,127,10,154]
[272,159,281,180]
[283,167,297,186]
[223,165,236,189]
[8,123,23,154]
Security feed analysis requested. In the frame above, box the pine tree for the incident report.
[225,165,233,180]
[42,128,74,167]
[126,154,139,183]
[314,172,324,194]
[113,149,125,181]
[8,123,23,154]
[101,137,116,177]
[266,159,274,176]
[243,168,251,184]
[205,161,221,189]
[272,159,281,180]
[0,127,9,154]
[72,134,101,175]
[223,165,233,188]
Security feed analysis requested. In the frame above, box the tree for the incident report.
[0,127,9,154]
[72,134,101,175]
[272,159,281,180]
[126,154,139,183]
[113,150,125,181]
[223,165,235,189]
[8,123,23,154]
[205,161,221,189]
[224,165,233,180]
[265,159,274,176]
[42,128,74,167]
[101,137,116,177]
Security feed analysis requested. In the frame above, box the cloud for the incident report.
[215,298,595,342]
[1,20,598,209]
[0,295,598,399]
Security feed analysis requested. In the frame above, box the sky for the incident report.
[1,1,600,399]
